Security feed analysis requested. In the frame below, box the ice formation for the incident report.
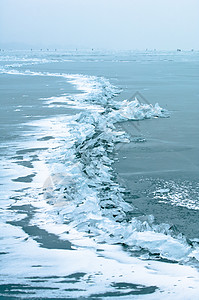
[1,53,199,299]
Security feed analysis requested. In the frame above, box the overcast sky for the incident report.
[0,0,198,50]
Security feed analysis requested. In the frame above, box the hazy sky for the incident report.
[0,0,199,50]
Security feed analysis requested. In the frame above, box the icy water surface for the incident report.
[0,50,199,299]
